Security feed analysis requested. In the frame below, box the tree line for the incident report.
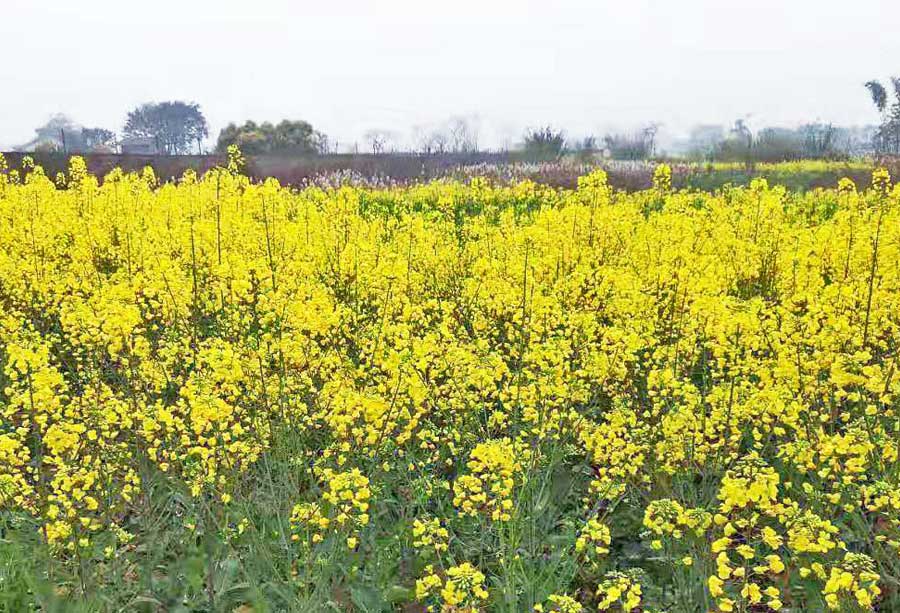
[12,76,900,160]
[17,103,333,157]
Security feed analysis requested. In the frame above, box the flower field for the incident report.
[1,150,900,612]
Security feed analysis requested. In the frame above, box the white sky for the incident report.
[1,0,899,151]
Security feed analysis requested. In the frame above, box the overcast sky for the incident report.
[1,0,899,150]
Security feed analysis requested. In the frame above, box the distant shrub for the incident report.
[522,126,566,161]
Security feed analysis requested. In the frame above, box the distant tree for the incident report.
[798,122,839,158]
[365,130,393,155]
[603,124,658,160]
[82,128,116,151]
[571,135,599,161]
[18,114,78,151]
[124,101,208,155]
[314,132,331,154]
[217,120,264,153]
[686,124,726,159]
[18,115,116,153]
[413,126,446,155]
[711,119,755,164]
[412,126,434,154]
[753,127,803,161]
[578,135,598,151]
[642,123,660,157]
[430,130,449,155]
[865,80,889,113]
[522,126,565,160]
[711,120,844,163]
[449,117,478,153]
[33,140,62,154]
[833,125,879,157]
[864,78,900,154]
[731,119,753,148]
[40,114,79,149]
[604,134,644,160]
[216,119,327,155]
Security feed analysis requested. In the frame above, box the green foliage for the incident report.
[522,126,566,161]
[603,125,658,160]
[712,121,845,163]
[124,101,209,155]
[216,120,328,155]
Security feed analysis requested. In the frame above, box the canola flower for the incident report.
[596,570,643,611]
[534,593,584,612]
[412,516,450,556]
[575,516,612,559]
[416,562,489,612]
[0,153,899,610]
[290,467,371,547]
[453,438,522,522]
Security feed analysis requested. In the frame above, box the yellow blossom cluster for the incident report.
[290,467,370,548]
[2,152,900,610]
[453,438,522,522]
[412,516,450,556]
[575,517,612,559]
[416,562,489,612]
[534,593,584,613]
[596,570,643,611]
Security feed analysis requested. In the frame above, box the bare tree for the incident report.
[642,123,660,157]
[603,124,660,160]
[365,130,392,155]
[412,125,448,155]
[449,117,478,153]
[799,123,838,158]
[431,130,449,155]
[412,125,433,154]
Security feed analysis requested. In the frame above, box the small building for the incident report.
[121,137,159,155]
